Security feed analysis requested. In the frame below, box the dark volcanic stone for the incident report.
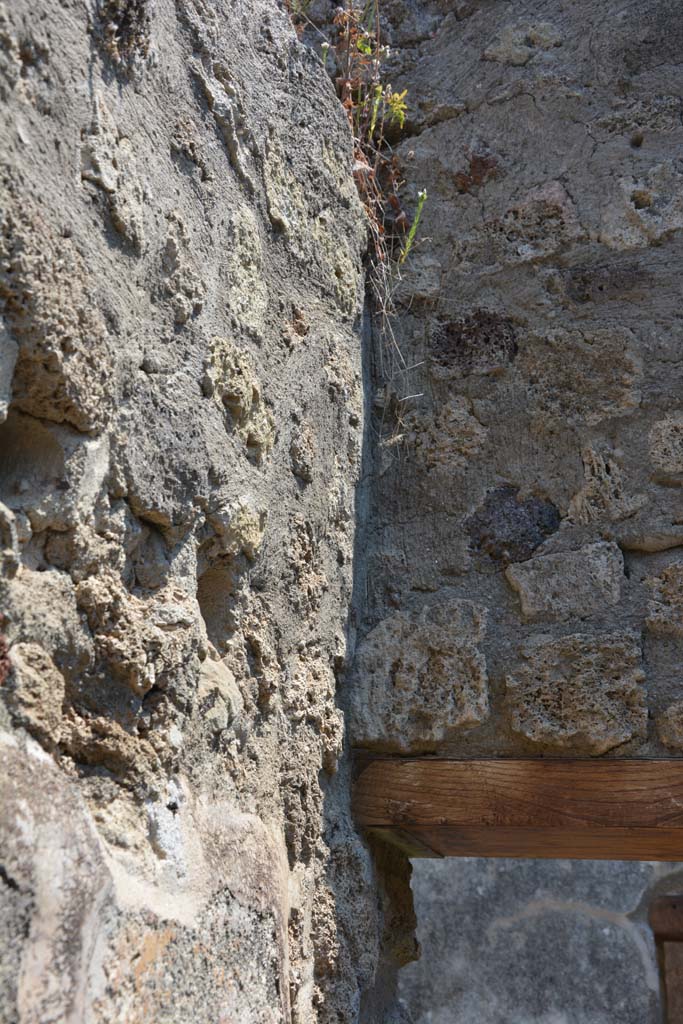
[466,485,560,564]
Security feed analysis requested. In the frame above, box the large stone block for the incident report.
[506,632,647,754]
[656,700,683,751]
[401,857,660,1024]
[505,542,624,622]
[350,593,489,752]
[520,328,642,427]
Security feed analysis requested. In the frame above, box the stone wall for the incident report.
[349,0,683,762]
[3,0,683,1020]
[350,1,683,1021]
[0,2,411,1021]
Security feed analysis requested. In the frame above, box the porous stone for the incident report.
[520,328,642,427]
[0,0,409,1018]
[350,593,489,752]
[491,181,582,264]
[5,0,683,1016]
[568,446,646,524]
[646,562,683,636]
[428,311,518,379]
[362,0,683,1016]
[505,542,624,622]
[482,21,563,66]
[225,206,268,335]
[403,397,488,471]
[656,700,683,751]
[96,0,152,72]
[601,161,683,250]
[5,642,65,750]
[81,92,146,252]
[160,211,205,324]
[208,336,275,465]
[0,190,114,433]
[506,632,647,754]
[649,415,683,481]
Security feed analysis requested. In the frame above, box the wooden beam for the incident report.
[649,896,683,1023]
[650,896,683,942]
[353,757,683,861]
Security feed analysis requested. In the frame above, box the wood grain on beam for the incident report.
[353,758,683,861]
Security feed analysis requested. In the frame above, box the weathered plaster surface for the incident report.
[401,857,679,1024]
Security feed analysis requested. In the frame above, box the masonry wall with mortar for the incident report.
[3,0,683,1021]
[345,0,683,764]
[334,1,683,1020]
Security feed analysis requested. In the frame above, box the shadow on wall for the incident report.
[398,857,683,1024]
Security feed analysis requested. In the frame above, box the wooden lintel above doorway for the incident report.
[352,756,683,861]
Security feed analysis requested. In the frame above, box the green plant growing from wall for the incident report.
[287,0,426,262]
[287,0,428,435]
[399,188,427,265]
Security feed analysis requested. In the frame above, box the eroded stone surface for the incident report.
[519,328,642,428]
[0,731,298,1024]
[427,311,518,379]
[568,446,646,525]
[649,415,683,481]
[6,642,65,751]
[656,700,683,751]
[350,594,489,752]
[403,397,488,471]
[0,0,409,1020]
[208,336,275,465]
[506,633,647,754]
[505,542,624,622]
[5,0,683,1017]
[0,189,113,433]
[646,562,683,636]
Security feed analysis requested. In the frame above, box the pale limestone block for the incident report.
[350,592,489,753]
[505,542,624,622]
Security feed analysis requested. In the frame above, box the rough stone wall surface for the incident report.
[341,0,683,1020]
[0,2,409,1021]
[347,0,683,760]
[4,0,683,1019]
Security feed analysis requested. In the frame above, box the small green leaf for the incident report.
[399,188,428,265]
[386,87,408,129]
